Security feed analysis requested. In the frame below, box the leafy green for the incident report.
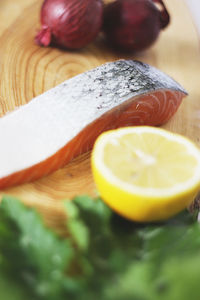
[0,196,75,300]
[1,195,200,300]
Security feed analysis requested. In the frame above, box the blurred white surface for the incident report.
[185,0,200,34]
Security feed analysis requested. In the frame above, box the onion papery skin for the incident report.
[103,0,169,53]
[36,0,104,50]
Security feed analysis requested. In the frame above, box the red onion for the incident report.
[103,0,170,52]
[35,0,103,50]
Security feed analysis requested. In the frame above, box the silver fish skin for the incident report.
[0,60,186,180]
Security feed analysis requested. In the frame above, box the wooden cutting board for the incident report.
[0,0,200,228]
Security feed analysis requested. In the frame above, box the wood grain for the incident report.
[0,0,200,228]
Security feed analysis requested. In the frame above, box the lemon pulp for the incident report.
[92,126,200,222]
[104,132,197,189]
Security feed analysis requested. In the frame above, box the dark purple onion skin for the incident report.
[103,0,170,52]
[35,0,103,50]
[153,0,170,29]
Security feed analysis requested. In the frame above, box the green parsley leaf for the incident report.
[1,194,200,300]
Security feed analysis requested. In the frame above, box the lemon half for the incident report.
[91,126,200,222]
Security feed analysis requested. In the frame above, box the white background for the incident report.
[185,0,200,34]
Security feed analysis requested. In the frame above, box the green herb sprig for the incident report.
[1,195,200,300]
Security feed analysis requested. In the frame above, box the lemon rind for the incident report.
[92,126,200,199]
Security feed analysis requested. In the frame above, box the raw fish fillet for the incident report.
[0,60,187,189]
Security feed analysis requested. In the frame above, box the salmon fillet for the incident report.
[0,60,187,189]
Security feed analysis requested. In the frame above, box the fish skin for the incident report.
[0,60,187,189]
